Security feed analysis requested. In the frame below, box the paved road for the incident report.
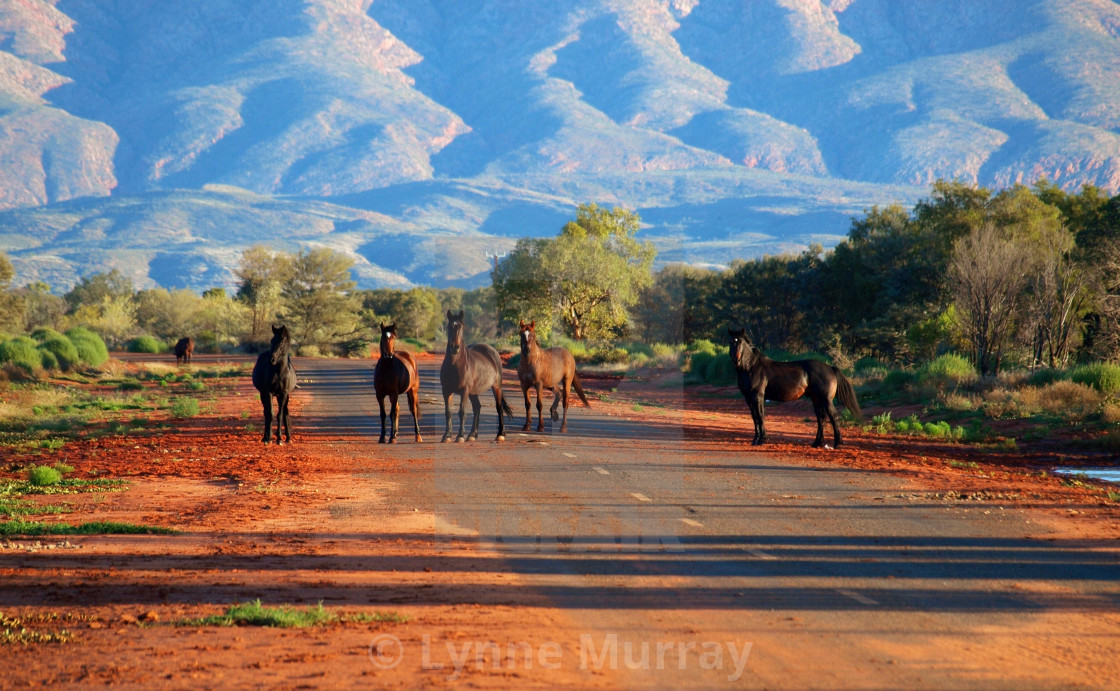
[298,356,1120,689]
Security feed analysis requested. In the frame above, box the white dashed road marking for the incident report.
[592,466,610,475]
[835,589,879,606]
[631,492,652,502]
[747,549,778,561]
[680,518,703,527]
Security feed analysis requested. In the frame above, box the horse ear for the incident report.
[388,322,395,332]
[379,321,385,330]
[446,309,453,321]
[273,324,280,335]
[518,320,525,330]
[530,320,535,330]
[457,310,464,320]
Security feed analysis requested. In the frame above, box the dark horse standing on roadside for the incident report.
[729,328,861,448]
[440,310,513,442]
[517,320,590,433]
[374,322,422,444]
[174,337,193,365]
[252,325,298,444]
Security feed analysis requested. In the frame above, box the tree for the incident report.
[15,282,65,332]
[280,248,359,350]
[0,252,25,333]
[235,246,290,342]
[948,223,1032,375]
[65,270,133,311]
[494,204,655,341]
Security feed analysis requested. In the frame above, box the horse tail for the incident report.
[501,395,514,417]
[572,373,592,408]
[834,368,862,422]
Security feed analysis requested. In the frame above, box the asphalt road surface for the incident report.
[298,356,1120,689]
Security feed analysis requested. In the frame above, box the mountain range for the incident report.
[1,0,1118,291]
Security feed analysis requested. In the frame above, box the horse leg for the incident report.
[389,393,401,443]
[493,387,506,442]
[467,394,482,441]
[378,394,388,443]
[441,394,454,443]
[557,382,569,433]
[259,391,273,444]
[408,388,423,443]
[283,395,293,444]
[550,386,561,422]
[747,393,767,445]
[827,400,842,448]
[535,383,545,432]
[810,399,826,448]
[521,382,532,432]
[456,394,468,442]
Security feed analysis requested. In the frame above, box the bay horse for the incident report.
[374,322,422,443]
[439,310,513,442]
[729,328,861,448]
[517,320,590,432]
[252,325,298,444]
[174,337,193,365]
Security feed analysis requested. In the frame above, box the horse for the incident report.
[517,320,590,432]
[174,337,193,365]
[252,324,298,444]
[439,310,514,442]
[728,328,861,448]
[373,322,422,444]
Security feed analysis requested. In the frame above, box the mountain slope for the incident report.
[0,0,1117,290]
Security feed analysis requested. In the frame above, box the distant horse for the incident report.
[729,328,861,448]
[374,322,422,444]
[252,325,298,444]
[440,310,514,442]
[174,337,194,365]
[517,320,590,432]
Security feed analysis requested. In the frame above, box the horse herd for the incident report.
[241,316,862,449]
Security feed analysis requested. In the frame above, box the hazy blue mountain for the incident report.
[0,0,1116,290]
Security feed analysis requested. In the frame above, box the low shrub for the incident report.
[66,327,110,367]
[127,335,166,354]
[26,465,62,487]
[1026,367,1067,388]
[1036,380,1102,422]
[0,337,43,375]
[38,336,81,370]
[171,398,200,418]
[1069,363,1120,396]
[917,353,976,388]
[588,347,628,365]
[29,327,65,343]
[879,369,916,395]
[38,348,59,370]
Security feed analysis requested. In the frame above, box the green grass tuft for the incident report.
[181,600,336,628]
[0,520,175,536]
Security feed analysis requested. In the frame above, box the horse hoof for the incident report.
[559,425,567,433]
[415,436,423,443]
[521,424,530,432]
[456,436,465,443]
[378,437,387,444]
[441,436,451,443]
[551,412,560,421]
[389,437,397,444]
[495,435,505,442]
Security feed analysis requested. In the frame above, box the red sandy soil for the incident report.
[0,357,1116,688]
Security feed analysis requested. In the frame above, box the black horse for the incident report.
[729,328,861,448]
[440,310,513,442]
[252,325,298,444]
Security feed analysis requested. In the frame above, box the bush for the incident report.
[701,352,737,386]
[1026,368,1067,388]
[26,465,62,487]
[29,327,65,343]
[0,336,43,374]
[879,369,916,395]
[1037,380,1102,421]
[589,347,629,365]
[1069,363,1120,396]
[918,353,976,387]
[854,357,886,373]
[170,398,200,418]
[38,336,81,370]
[686,339,719,357]
[127,335,166,354]
[38,348,59,370]
[66,328,109,367]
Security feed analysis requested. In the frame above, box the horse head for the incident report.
[270,324,291,366]
[445,310,466,356]
[728,327,753,369]
[519,320,537,356]
[379,322,397,359]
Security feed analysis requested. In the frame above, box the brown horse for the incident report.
[517,320,590,432]
[729,328,861,448]
[440,310,514,442]
[252,325,298,444]
[374,322,422,444]
[174,337,193,365]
